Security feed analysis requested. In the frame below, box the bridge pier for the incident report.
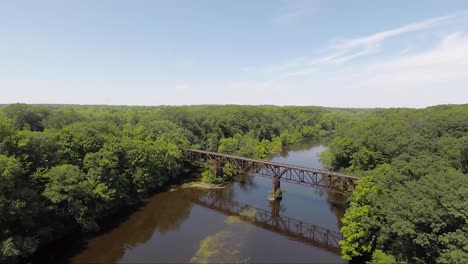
[269,176,282,201]
[214,160,224,177]
[266,165,285,201]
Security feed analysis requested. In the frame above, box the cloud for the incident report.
[233,12,468,107]
[353,32,468,91]
[332,12,460,50]
[245,11,468,78]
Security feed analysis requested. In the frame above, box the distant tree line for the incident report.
[0,103,342,263]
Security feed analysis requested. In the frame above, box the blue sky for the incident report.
[1,0,468,107]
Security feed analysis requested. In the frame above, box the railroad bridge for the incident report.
[188,149,359,200]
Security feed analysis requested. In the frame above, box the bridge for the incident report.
[189,192,342,253]
[188,149,359,200]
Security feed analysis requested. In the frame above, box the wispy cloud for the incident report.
[231,11,468,107]
[332,13,459,50]
[246,11,468,78]
[354,32,468,91]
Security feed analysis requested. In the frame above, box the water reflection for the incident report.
[235,173,258,193]
[71,190,201,264]
[190,189,342,253]
[277,138,326,159]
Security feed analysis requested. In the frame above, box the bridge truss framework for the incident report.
[188,149,359,196]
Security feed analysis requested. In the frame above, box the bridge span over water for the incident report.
[188,149,359,199]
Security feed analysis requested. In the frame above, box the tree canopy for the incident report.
[321,105,468,263]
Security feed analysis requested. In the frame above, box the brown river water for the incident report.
[35,139,346,263]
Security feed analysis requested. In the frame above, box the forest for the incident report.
[321,105,468,263]
[0,103,467,264]
[0,103,345,263]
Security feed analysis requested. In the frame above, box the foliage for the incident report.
[36,165,101,231]
[339,176,380,261]
[323,105,468,263]
[201,170,223,185]
[269,188,284,199]
[368,250,396,264]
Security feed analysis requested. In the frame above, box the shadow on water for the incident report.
[33,190,201,264]
[31,201,150,264]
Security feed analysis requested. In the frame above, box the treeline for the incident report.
[0,103,341,263]
[321,104,468,263]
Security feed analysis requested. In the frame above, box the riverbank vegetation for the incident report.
[321,104,468,263]
[0,103,339,263]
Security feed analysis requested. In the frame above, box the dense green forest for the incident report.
[0,103,345,263]
[0,103,466,264]
[321,105,468,263]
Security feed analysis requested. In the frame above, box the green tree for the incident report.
[36,165,101,231]
[0,155,41,263]
[339,175,380,261]
[2,103,49,131]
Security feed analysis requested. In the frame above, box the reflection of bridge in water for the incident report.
[190,194,343,253]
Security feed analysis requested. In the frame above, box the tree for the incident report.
[328,105,468,263]
[339,175,381,261]
[37,165,101,231]
[0,155,41,263]
[2,104,49,131]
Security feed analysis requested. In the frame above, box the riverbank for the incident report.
[179,181,228,189]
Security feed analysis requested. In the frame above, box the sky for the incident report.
[1,0,468,108]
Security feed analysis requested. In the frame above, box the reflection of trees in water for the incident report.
[196,186,236,211]
[309,185,346,230]
[71,189,202,264]
[325,191,346,229]
[235,174,257,193]
[70,184,254,264]
[277,139,323,158]
[307,180,346,230]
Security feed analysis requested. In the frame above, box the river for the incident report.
[37,139,346,263]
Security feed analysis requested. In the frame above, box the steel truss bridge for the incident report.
[190,193,342,252]
[188,149,359,195]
